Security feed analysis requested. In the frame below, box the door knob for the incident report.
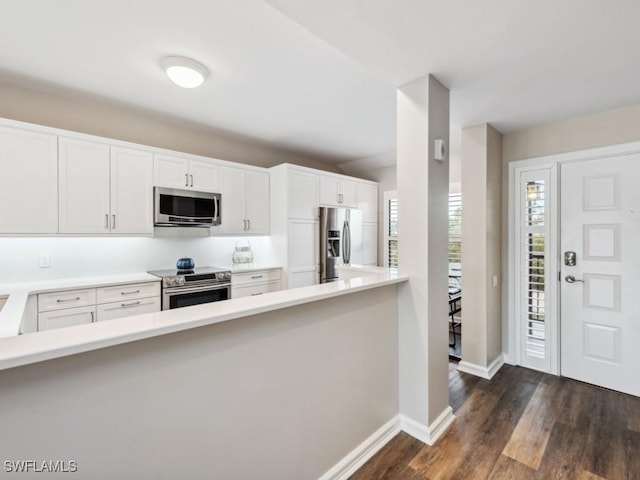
[565,275,584,284]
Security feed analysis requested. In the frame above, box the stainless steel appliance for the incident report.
[147,267,231,310]
[154,187,221,227]
[319,207,362,283]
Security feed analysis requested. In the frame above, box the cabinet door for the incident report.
[189,159,219,192]
[154,154,189,189]
[245,171,270,234]
[288,270,317,289]
[219,167,247,234]
[59,138,111,233]
[339,179,358,208]
[358,183,378,223]
[319,176,340,206]
[38,305,95,331]
[111,147,154,234]
[288,220,317,270]
[96,297,160,322]
[0,127,58,233]
[288,171,318,220]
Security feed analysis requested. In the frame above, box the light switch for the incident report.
[492,274,498,288]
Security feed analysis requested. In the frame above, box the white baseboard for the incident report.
[318,415,401,480]
[457,353,504,380]
[400,406,455,446]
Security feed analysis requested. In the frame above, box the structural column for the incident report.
[459,123,503,378]
[396,74,452,444]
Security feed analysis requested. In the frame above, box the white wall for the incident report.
[0,231,274,283]
[0,285,399,479]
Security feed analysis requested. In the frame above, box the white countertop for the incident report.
[221,263,282,274]
[0,269,406,372]
[0,273,160,338]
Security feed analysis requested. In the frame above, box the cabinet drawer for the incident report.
[232,281,281,299]
[38,288,96,312]
[232,269,282,286]
[96,281,160,304]
[96,297,161,322]
[38,305,96,331]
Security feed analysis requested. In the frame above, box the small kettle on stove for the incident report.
[176,257,195,270]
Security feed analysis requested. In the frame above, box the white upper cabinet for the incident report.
[319,175,357,208]
[219,166,246,234]
[245,170,270,234]
[0,126,58,233]
[59,138,111,234]
[59,138,153,234]
[357,182,378,223]
[110,147,154,234]
[219,166,269,235]
[154,154,219,192]
[288,171,319,220]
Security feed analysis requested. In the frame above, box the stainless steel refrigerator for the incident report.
[319,207,363,283]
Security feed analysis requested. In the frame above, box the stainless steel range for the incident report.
[147,267,232,310]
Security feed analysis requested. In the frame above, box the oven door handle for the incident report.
[164,283,231,295]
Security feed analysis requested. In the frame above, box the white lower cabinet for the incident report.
[231,269,282,299]
[38,305,96,331]
[37,280,160,332]
[96,297,161,322]
[288,269,318,289]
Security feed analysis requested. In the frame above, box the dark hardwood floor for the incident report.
[349,361,640,479]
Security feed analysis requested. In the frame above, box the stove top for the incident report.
[147,266,230,278]
[147,266,232,287]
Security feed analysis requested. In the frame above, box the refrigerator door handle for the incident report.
[342,220,351,264]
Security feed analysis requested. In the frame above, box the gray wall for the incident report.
[0,80,341,173]
[0,286,399,480]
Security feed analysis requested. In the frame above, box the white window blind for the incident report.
[383,191,398,268]
[520,177,549,369]
[448,193,462,270]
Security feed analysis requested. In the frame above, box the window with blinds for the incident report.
[523,180,546,361]
[448,193,462,270]
[384,192,398,268]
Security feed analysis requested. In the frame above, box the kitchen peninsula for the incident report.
[0,268,405,479]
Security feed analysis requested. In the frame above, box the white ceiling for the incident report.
[2,1,640,165]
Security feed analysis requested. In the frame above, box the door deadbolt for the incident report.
[564,251,577,266]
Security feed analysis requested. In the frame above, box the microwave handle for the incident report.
[215,197,219,220]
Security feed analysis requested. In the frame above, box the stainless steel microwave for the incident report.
[154,187,221,227]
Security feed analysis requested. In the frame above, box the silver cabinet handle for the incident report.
[251,292,263,296]
[56,297,81,303]
[247,219,251,231]
[112,214,116,230]
[121,301,141,307]
[251,275,263,279]
[90,311,95,322]
[190,174,194,187]
[565,275,584,283]
[120,290,140,295]
[105,214,109,229]
[185,173,189,187]
[243,220,247,231]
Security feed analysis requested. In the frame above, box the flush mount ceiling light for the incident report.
[161,56,208,88]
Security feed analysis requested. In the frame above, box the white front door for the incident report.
[560,154,640,396]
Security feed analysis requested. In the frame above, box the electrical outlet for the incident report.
[39,255,51,268]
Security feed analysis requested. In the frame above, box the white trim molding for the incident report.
[318,416,401,480]
[457,354,504,380]
[400,407,455,446]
